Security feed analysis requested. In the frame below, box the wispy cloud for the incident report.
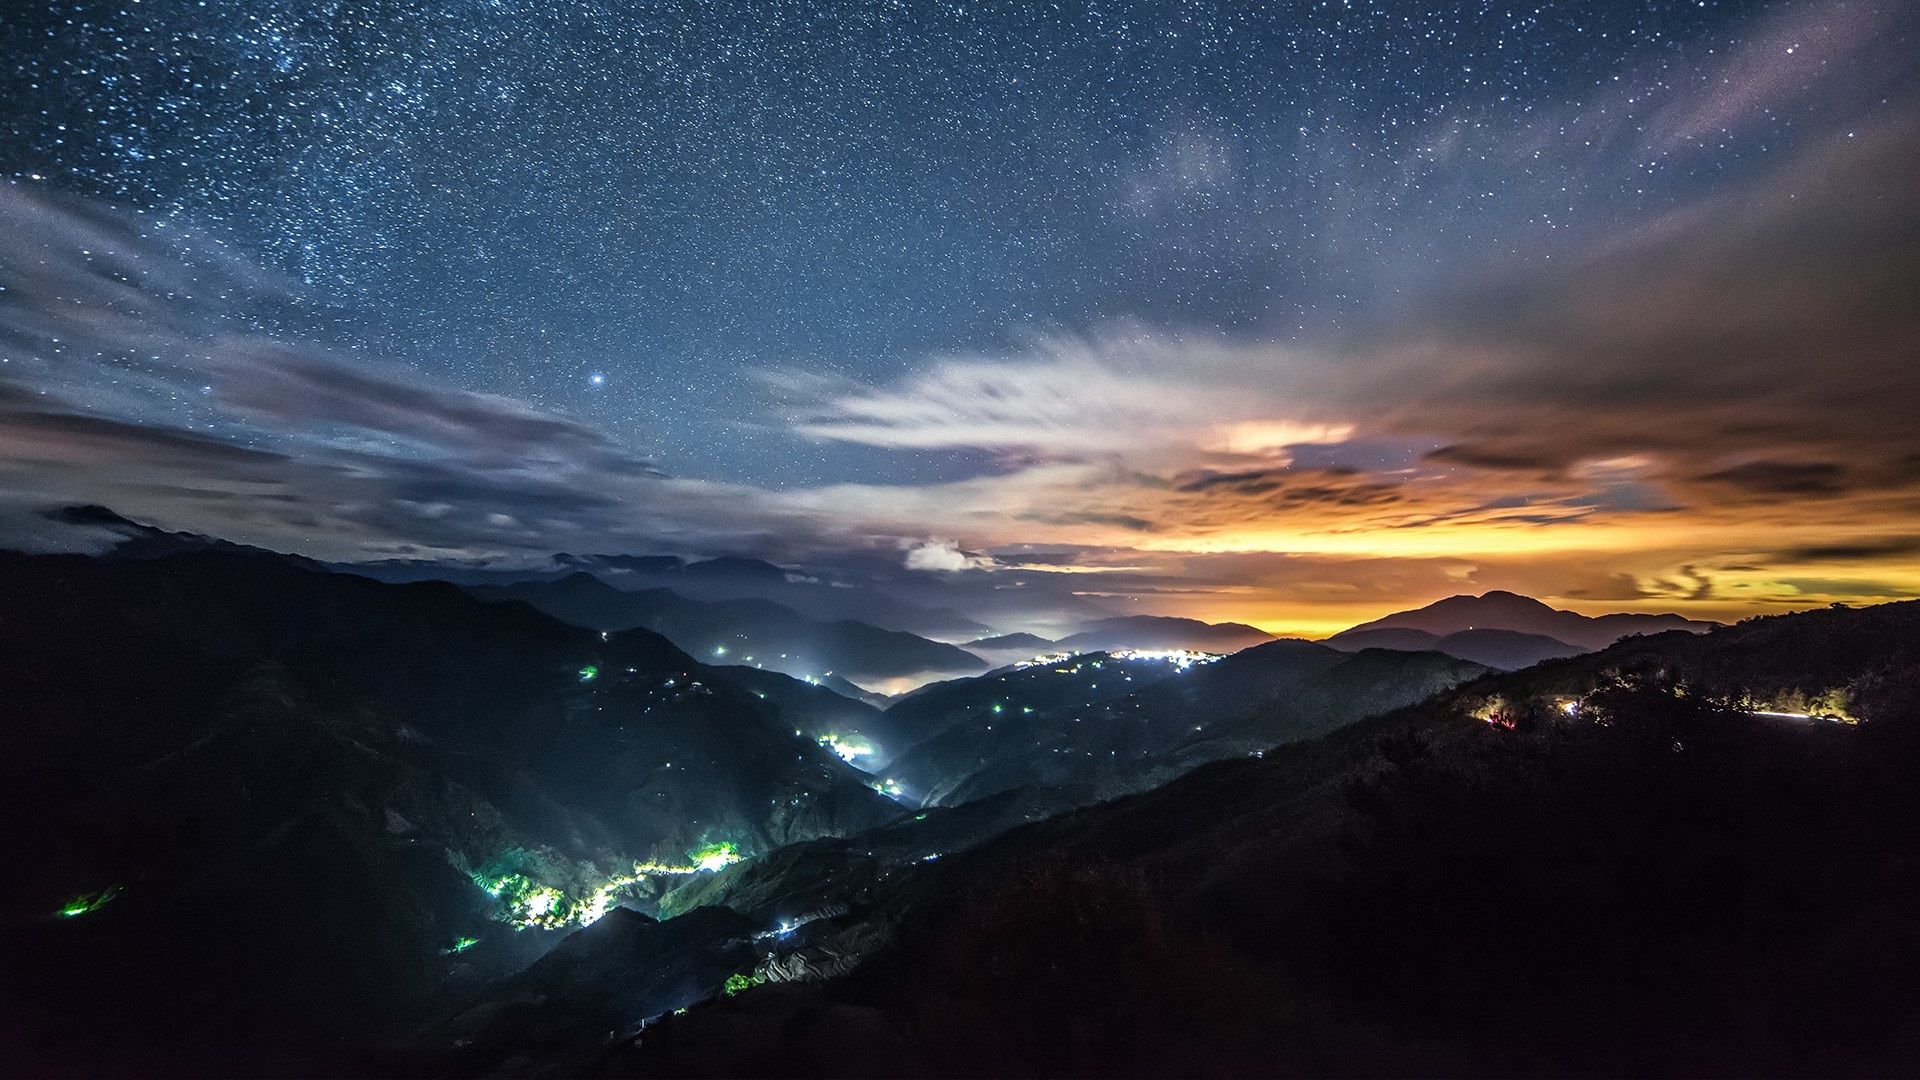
[4,1,1919,634]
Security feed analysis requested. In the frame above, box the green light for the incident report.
[441,935,480,955]
[817,732,874,762]
[578,665,599,681]
[58,886,120,918]
[689,840,742,872]
[723,971,765,996]
[467,841,749,932]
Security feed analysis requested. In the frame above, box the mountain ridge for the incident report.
[1332,589,1715,651]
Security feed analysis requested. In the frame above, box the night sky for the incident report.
[2,0,1917,634]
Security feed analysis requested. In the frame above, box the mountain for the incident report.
[349,552,995,639]
[0,550,902,1070]
[1332,589,1715,651]
[879,650,1173,754]
[1321,625,1449,652]
[468,573,987,686]
[964,632,1056,652]
[886,641,1484,806]
[543,554,995,640]
[705,665,918,764]
[42,503,330,568]
[401,905,760,1076]
[1053,614,1276,654]
[510,599,1920,1077]
[958,631,1062,669]
[818,674,894,710]
[1328,626,1586,670]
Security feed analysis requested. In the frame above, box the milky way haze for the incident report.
[3,0,1917,634]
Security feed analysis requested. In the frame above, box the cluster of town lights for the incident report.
[1012,648,1222,671]
[472,841,745,931]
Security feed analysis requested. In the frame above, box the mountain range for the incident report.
[1052,614,1277,654]
[0,549,902,1070]
[468,572,989,687]
[1330,589,1715,652]
[6,525,1915,1076]
[430,597,1920,1077]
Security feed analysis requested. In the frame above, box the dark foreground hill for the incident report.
[0,551,902,1073]
[481,600,1920,1077]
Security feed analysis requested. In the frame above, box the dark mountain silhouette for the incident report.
[1332,589,1714,651]
[511,599,1920,1077]
[399,905,760,1076]
[887,641,1483,806]
[538,553,994,640]
[961,631,1058,656]
[0,550,900,1070]
[704,664,918,761]
[468,573,987,685]
[1053,614,1276,654]
[1320,625,1445,652]
[42,503,329,568]
[350,553,994,640]
[879,650,1170,752]
[1328,625,1586,670]
[10,536,1918,1077]
[557,551,685,575]
[818,673,894,710]
[679,554,793,584]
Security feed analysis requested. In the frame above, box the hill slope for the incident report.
[0,551,901,1070]
[521,600,1920,1076]
[888,641,1483,806]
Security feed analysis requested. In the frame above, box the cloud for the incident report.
[757,109,1920,625]
[770,329,1342,458]
[901,538,997,573]
[1692,460,1849,498]
[5,1,1919,635]
[1643,0,1900,155]
[0,186,759,562]
[1773,538,1920,564]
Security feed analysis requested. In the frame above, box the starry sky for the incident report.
[3,0,1918,635]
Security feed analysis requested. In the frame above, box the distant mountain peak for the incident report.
[964,632,1058,652]
[39,503,324,568]
[1334,590,1716,652]
[1054,614,1276,655]
[681,556,791,582]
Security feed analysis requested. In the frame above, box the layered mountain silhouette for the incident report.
[538,553,999,640]
[353,553,995,640]
[1330,589,1714,651]
[963,632,1056,652]
[0,549,903,1070]
[1052,614,1276,654]
[885,641,1483,806]
[1327,625,1587,670]
[470,599,1920,1077]
[8,527,1917,1077]
[468,572,986,686]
